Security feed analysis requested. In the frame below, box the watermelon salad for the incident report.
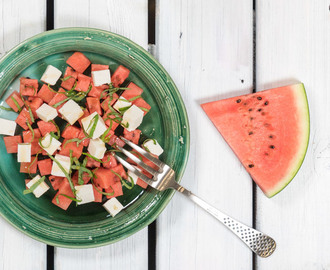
[0,52,164,217]
[202,84,310,197]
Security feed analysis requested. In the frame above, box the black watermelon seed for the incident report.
[248,108,253,112]
[250,117,254,120]
[248,164,254,168]
[264,101,269,105]
[265,152,269,156]
[236,99,241,103]
[257,96,262,100]
[258,108,262,112]
[249,131,253,135]
[269,135,273,138]
[269,145,275,149]
[261,112,266,116]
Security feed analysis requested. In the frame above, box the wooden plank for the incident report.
[54,1,148,270]
[256,0,330,269]
[0,1,47,269]
[156,0,254,269]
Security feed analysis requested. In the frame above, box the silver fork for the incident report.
[115,137,276,258]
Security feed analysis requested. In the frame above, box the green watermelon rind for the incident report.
[265,83,310,198]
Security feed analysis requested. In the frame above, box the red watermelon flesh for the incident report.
[201,83,310,197]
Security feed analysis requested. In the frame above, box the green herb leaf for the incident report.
[61,75,73,82]
[121,176,135,190]
[10,96,22,112]
[26,121,35,143]
[0,105,15,112]
[23,176,46,195]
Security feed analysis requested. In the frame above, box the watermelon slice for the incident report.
[201,83,310,197]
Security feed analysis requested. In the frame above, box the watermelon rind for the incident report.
[265,83,310,197]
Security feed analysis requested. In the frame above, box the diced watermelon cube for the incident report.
[108,135,125,148]
[3,135,22,153]
[123,129,141,144]
[88,83,107,99]
[48,88,67,107]
[78,128,90,147]
[93,185,103,202]
[5,91,24,112]
[91,64,109,72]
[66,52,91,73]
[61,67,78,90]
[62,125,80,139]
[15,107,33,130]
[102,152,117,169]
[76,73,91,92]
[72,171,91,186]
[37,121,57,137]
[20,77,38,97]
[86,97,102,115]
[133,97,151,115]
[105,181,123,199]
[22,128,42,155]
[38,84,56,103]
[111,164,128,179]
[121,82,143,100]
[37,159,52,176]
[52,178,74,210]
[26,97,43,118]
[49,176,65,190]
[102,110,119,131]
[58,139,83,159]
[86,156,101,168]
[20,157,38,174]
[136,178,148,189]
[111,65,130,88]
[94,168,119,189]
[101,93,119,111]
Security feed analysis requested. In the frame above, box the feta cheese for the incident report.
[103,197,124,217]
[0,118,16,136]
[75,184,95,205]
[17,143,31,162]
[113,97,132,112]
[51,154,71,177]
[92,69,111,86]
[143,139,164,156]
[39,133,61,155]
[121,105,144,131]
[58,99,84,125]
[36,103,58,122]
[26,175,50,198]
[88,138,106,159]
[81,112,107,139]
[40,65,62,85]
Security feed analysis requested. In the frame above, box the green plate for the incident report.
[0,28,189,248]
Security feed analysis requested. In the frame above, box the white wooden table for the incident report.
[0,0,329,269]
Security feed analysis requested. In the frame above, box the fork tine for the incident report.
[116,145,159,176]
[120,137,164,168]
[114,154,154,185]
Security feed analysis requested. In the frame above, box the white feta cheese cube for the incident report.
[121,105,144,131]
[0,118,16,136]
[59,99,84,125]
[40,65,62,85]
[143,139,164,156]
[103,197,124,217]
[36,103,58,122]
[88,138,106,159]
[26,175,50,198]
[75,184,95,205]
[113,97,132,112]
[92,69,111,86]
[51,154,71,177]
[81,112,107,139]
[39,133,61,155]
[17,143,31,162]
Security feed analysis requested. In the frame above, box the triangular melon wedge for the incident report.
[201,83,310,197]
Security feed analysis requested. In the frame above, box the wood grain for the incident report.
[54,1,148,269]
[0,1,47,269]
[156,0,254,269]
[255,0,330,269]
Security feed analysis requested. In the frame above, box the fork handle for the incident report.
[172,183,276,258]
